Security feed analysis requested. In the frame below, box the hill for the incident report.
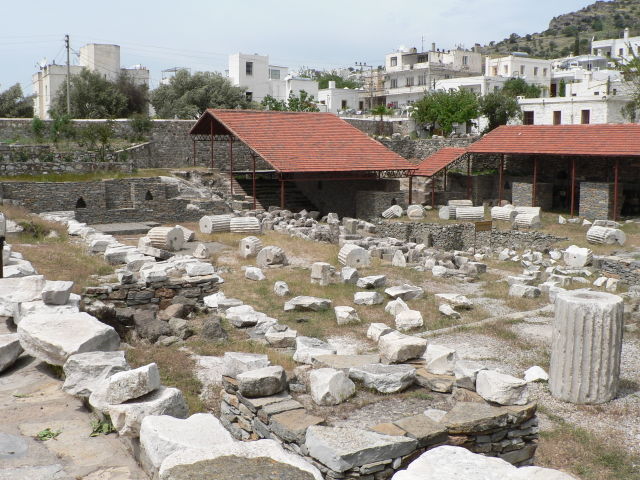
[480,0,640,58]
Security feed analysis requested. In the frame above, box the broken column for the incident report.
[239,236,263,258]
[338,244,371,268]
[199,214,233,234]
[490,205,516,222]
[147,227,184,252]
[549,290,624,404]
[455,206,485,221]
[586,226,626,246]
[230,217,261,234]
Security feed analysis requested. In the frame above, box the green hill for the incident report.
[480,0,640,58]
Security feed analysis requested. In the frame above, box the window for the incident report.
[534,67,539,76]
[405,77,415,87]
[245,91,253,102]
[543,68,548,76]
[613,88,618,95]
[619,48,625,56]
[341,100,348,109]
[520,65,525,75]
[417,54,428,63]
[145,190,153,201]
[462,56,468,65]
[245,61,253,76]
[269,68,280,80]
[390,78,398,88]
[594,91,600,96]
[581,110,590,124]
[553,111,561,125]
[417,74,427,86]
[503,65,509,74]
[358,101,364,110]
[523,111,534,125]
[492,67,498,76]
[390,56,397,67]
[75,197,87,209]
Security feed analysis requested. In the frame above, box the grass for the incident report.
[536,409,640,480]
[126,344,207,414]
[2,205,113,293]
[35,428,61,441]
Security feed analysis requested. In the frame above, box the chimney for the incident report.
[624,28,630,41]
[328,80,336,89]
[432,42,436,52]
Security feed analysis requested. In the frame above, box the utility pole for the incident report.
[65,34,71,115]
[355,62,374,111]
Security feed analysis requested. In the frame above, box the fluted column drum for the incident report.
[550,291,624,404]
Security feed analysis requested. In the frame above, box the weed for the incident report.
[35,428,61,441]
[12,392,30,398]
[90,417,116,437]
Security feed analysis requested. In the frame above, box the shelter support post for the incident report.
[532,157,538,207]
[280,176,285,208]
[408,176,413,204]
[467,156,472,202]
[431,175,436,208]
[613,158,619,221]
[210,123,214,169]
[498,154,504,206]
[444,167,448,191]
[229,136,234,195]
[252,154,257,210]
[570,158,576,217]
[192,138,196,167]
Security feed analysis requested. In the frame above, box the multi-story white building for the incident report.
[591,28,640,65]
[317,81,363,114]
[485,54,553,94]
[380,45,483,109]
[517,96,631,126]
[228,53,318,104]
[32,43,149,119]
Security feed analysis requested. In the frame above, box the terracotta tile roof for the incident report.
[190,109,416,173]
[413,147,467,177]
[467,124,640,157]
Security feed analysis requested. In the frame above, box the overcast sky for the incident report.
[1,0,600,93]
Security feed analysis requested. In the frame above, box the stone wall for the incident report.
[355,189,406,221]
[375,221,564,251]
[0,159,134,177]
[380,137,479,161]
[592,255,640,285]
[579,182,622,220]
[511,182,553,210]
[0,177,229,223]
[219,380,539,479]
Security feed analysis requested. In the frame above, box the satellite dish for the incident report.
[37,58,48,69]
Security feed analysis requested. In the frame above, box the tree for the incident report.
[618,53,640,122]
[51,69,129,119]
[478,92,521,132]
[260,91,319,112]
[316,73,359,90]
[0,83,33,118]
[501,78,541,99]
[151,70,250,119]
[116,74,149,116]
[411,90,479,135]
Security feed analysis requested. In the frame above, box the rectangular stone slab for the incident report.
[392,414,448,447]
[305,425,417,472]
[312,354,380,371]
[441,402,511,434]
[269,409,324,444]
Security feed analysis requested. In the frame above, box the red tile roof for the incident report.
[190,109,416,173]
[412,147,467,177]
[467,124,640,157]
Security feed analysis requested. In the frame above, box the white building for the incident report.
[591,28,640,65]
[381,45,483,109]
[485,54,553,94]
[434,75,509,96]
[317,81,363,114]
[517,96,631,125]
[32,43,150,119]
[228,53,318,104]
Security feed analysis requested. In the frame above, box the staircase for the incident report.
[232,177,317,212]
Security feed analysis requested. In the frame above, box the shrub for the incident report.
[50,113,75,143]
[31,116,46,139]
[128,114,153,141]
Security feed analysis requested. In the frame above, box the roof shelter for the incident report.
[466,124,640,220]
[190,109,416,209]
[411,147,468,207]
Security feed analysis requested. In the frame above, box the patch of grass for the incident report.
[0,168,174,183]
[537,419,640,480]
[126,344,207,414]
[35,428,61,441]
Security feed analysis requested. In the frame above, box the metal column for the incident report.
[498,154,504,205]
[279,176,285,208]
[252,154,257,211]
[570,157,576,217]
[613,158,619,221]
[431,175,436,208]
[192,138,196,167]
[210,123,214,169]
[467,157,472,201]
[532,157,538,207]
[229,136,234,195]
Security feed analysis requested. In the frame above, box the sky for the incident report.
[0,0,600,93]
